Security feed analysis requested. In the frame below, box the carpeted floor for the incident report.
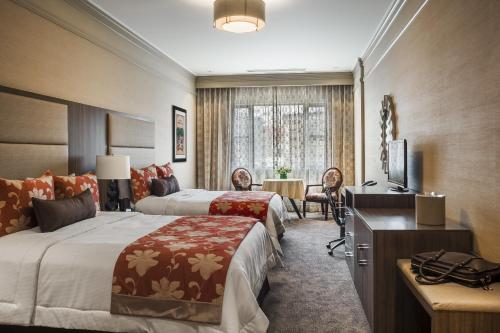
[262,213,370,333]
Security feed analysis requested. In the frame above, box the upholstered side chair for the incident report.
[231,168,262,191]
[303,167,343,220]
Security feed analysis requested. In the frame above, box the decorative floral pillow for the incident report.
[155,162,174,179]
[130,167,157,203]
[53,174,101,210]
[145,165,159,177]
[0,174,54,237]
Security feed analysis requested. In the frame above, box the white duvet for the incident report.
[135,189,288,253]
[0,212,277,333]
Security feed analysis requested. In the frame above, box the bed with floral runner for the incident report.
[0,212,277,333]
[135,189,286,253]
[130,164,289,254]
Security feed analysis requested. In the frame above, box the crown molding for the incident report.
[11,0,196,94]
[196,72,354,89]
[361,0,406,63]
[360,0,430,78]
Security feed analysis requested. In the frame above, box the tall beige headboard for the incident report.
[107,113,155,168]
[0,92,68,179]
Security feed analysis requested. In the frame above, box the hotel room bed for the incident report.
[0,212,277,333]
[134,189,288,253]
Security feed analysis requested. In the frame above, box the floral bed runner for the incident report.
[110,215,258,324]
[209,191,275,222]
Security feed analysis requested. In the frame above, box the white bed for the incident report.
[0,212,277,333]
[135,189,288,253]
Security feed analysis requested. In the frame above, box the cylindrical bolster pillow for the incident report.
[151,176,180,197]
[32,189,97,232]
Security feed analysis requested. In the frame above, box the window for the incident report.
[231,86,331,184]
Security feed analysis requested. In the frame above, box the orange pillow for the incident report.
[0,174,54,237]
[155,162,174,179]
[53,174,100,210]
[130,167,157,203]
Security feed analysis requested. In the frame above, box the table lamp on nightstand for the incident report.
[96,155,131,211]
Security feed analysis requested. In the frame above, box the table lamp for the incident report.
[96,155,130,211]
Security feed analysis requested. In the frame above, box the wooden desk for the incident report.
[345,208,472,333]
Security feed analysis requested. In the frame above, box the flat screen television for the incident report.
[387,139,408,192]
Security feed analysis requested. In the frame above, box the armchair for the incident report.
[231,168,262,191]
[302,167,343,220]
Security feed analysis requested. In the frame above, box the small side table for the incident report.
[396,259,500,333]
[262,178,304,219]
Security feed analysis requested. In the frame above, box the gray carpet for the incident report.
[262,213,370,333]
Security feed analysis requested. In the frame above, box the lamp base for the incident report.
[118,198,131,212]
[105,180,119,211]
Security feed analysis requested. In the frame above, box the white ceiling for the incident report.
[89,0,393,76]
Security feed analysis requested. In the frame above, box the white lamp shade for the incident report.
[96,155,131,180]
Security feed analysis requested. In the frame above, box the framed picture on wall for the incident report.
[172,106,187,162]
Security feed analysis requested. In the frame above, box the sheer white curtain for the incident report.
[230,86,332,185]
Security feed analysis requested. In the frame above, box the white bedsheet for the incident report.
[0,212,134,326]
[0,212,276,333]
[135,189,288,253]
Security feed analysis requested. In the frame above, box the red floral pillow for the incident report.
[130,167,157,203]
[53,174,100,210]
[145,165,159,177]
[0,174,54,237]
[155,162,174,179]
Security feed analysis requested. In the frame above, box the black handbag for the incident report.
[411,249,500,290]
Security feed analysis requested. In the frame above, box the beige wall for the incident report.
[0,0,197,187]
[356,0,500,260]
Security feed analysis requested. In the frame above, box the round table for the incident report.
[262,178,305,218]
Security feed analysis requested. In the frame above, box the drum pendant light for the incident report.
[214,0,266,33]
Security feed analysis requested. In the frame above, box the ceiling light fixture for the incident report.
[214,0,266,33]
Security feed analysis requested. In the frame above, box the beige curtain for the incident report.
[196,88,232,190]
[330,85,355,186]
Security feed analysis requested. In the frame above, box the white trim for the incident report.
[365,0,430,79]
[83,0,193,76]
[360,0,406,62]
[12,0,196,95]
[359,0,430,78]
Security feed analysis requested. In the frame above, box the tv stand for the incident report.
[389,186,409,192]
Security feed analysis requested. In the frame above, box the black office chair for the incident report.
[325,186,346,255]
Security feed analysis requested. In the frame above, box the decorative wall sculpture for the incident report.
[379,95,395,173]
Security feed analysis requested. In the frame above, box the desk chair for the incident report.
[325,186,345,255]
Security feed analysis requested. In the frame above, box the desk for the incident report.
[262,178,304,218]
[346,208,471,333]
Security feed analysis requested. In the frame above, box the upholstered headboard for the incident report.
[0,92,69,179]
[107,113,155,168]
